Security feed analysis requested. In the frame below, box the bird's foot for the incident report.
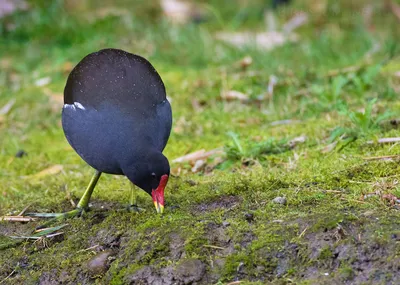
[26,208,86,222]
[26,208,87,229]
[126,204,145,213]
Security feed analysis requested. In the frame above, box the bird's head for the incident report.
[124,152,170,214]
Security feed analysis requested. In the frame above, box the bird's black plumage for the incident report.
[62,48,172,195]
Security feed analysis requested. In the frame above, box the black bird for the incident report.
[30,48,172,218]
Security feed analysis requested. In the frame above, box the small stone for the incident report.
[175,259,205,284]
[87,250,114,275]
[244,213,254,222]
[222,221,230,227]
[272,196,287,205]
[256,265,265,272]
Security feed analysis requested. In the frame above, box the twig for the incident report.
[77,244,100,253]
[324,190,343,193]
[325,64,368,78]
[363,155,400,161]
[0,216,37,222]
[203,245,225,250]
[367,137,400,144]
[0,263,18,284]
[226,282,242,285]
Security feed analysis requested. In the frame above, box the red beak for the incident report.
[151,174,168,213]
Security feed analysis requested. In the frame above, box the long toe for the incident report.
[126,204,146,213]
[26,208,84,219]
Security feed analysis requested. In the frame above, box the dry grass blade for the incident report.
[298,226,309,238]
[34,224,68,234]
[203,244,225,250]
[77,244,100,253]
[363,155,400,161]
[8,224,68,240]
[18,204,31,216]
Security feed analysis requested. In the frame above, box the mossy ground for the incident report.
[1,0,400,284]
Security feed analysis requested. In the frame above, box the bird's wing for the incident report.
[156,99,172,151]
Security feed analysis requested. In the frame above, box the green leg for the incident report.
[127,183,145,213]
[76,170,102,210]
[26,171,102,219]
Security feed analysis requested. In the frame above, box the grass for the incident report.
[1,0,400,284]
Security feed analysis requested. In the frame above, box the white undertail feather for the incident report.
[64,102,86,110]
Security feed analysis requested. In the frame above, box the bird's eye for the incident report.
[151,172,156,178]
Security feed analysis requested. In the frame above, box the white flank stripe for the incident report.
[74,102,85,110]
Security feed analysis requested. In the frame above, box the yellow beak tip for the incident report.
[154,202,164,214]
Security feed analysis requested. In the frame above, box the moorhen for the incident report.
[29,48,172,218]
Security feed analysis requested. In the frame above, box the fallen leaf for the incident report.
[216,31,298,51]
[160,0,205,24]
[62,61,73,74]
[239,56,253,69]
[386,0,400,22]
[221,90,249,102]
[0,98,16,115]
[25,165,64,180]
[382,193,400,206]
[288,135,307,148]
[172,148,224,164]
[282,12,309,34]
[321,141,338,153]
[35,77,51,87]
[86,7,129,23]
[191,159,205,173]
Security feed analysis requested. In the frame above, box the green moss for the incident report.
[339,265,354,281]
[318,246,334,261]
